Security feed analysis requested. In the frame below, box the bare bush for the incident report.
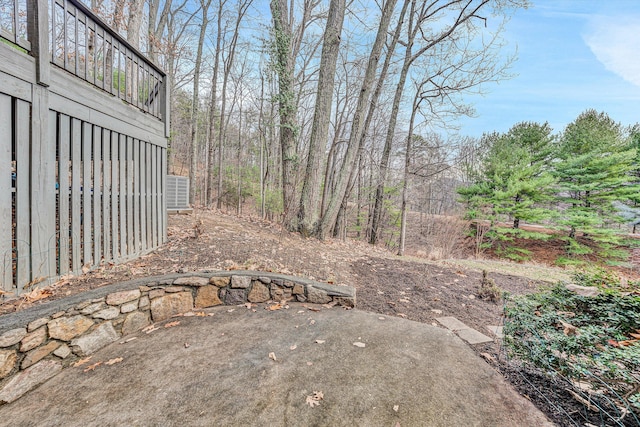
[414,214,470,260]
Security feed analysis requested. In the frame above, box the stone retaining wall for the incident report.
[0,271,355,404]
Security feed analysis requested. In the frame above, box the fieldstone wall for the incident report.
[0,271,355,404]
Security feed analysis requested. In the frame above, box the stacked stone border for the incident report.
[0,271,355,404]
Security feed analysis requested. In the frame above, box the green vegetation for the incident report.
[504,270,640,420]
[459,110,640,264]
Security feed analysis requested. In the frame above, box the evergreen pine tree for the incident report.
[553,110,638,259]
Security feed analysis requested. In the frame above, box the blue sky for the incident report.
[457,0,640,137]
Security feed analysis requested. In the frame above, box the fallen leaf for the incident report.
[608,339,620,347]
[183,312,195,317]
[105,357,123,366]
[73,357,92,367]
[629,332,640,339]
[353,342,366,348]
[22,287,53,303]
[303,305,320,312]
[83,362,102,372]
[559,320,579,336]
[306,391,324,407]
[480,352,496,363]
[164,321,181,328]
[269,352,277,361]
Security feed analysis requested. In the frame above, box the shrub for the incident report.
[503,272,640,422]
[478,270,502,302]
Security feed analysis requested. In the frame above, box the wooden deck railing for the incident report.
[1,0,167,122]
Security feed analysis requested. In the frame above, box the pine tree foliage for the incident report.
[458,122,556,230]
[554,110,639,258]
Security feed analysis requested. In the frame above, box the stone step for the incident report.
[435,316,493,345]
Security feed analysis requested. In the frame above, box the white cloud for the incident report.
[583,15,640,87]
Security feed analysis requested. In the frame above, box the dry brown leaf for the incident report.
[73,357,92,367]
[83,362,102,372]
[268,303,283,311]
[306,391,324,407]
[164,321,181,328]
[22,287,53,303]
[629,332,640,339]
[105,357,123,366]
[559,320,579,336]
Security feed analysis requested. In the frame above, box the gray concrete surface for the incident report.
[0,304,552,427]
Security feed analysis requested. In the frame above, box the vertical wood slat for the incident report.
[161,147,167,242]
[58,114,70,276]
[126,137,134,256]
[82,122,92,266]
[71,118,81,272]
[14,100,31,293]
[111,132,119,260]
[132,138,140,254]
[139,142,147,252]
[119,136,126,258]
[15,100,31,293]
[0,94,12,292]
[102,129,111,261]
[151,145,158,248]
[145,143,152,250]
[92,125,102,265]
[31,90,55,282]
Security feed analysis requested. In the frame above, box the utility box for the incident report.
[166,175,192,214]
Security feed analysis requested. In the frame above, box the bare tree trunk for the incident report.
[209,0,226,207]
[298,0,346,236]
[316,0,399,239]
[188,0,212,205]
[148,0,173,63]
[399,91,421,256]
[270,0,299,229]
[216,0,251,209]
[127,0,145,48]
